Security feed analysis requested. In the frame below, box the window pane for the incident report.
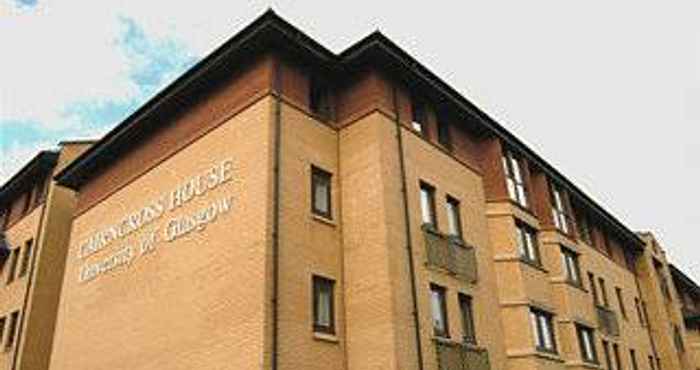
[431,287,447,336]
[446,198,461,237]
[539,315,553,350]
[530,311,541,347]
[506,178,517,201]
[420,184,436,226]
[516,184,528,207]
[312,167,331,218]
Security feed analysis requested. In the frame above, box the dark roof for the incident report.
[0,151,58,208]
[55,10,644,248]
[670,264,700,297]
[55,9,338,190]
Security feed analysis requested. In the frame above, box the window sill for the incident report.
[311,214,336,227]
[564,280,588,293]
[313,332,339,343]
[519,258,548,273]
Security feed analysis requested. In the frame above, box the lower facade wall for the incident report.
[49,97,274,369]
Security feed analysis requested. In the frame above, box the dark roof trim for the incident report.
[670,264,700,297]
[56,10,643,248]
[55,9,338,189]
[0,151,58,207]
[341,32,644,249]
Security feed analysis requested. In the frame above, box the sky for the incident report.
[0,1,698,281]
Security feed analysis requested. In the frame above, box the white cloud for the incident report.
[0,139,56,182]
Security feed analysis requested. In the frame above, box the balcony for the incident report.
[422,225,477,283]
[435,340,491,370]
[596,306,620,337]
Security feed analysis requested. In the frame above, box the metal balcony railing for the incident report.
[435,340,491,370]
[596,305,620,337]
[422,226,477,283]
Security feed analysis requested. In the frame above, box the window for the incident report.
[19,239,33,278]
[516,222,540,265]
[655,264,671,300]
[0,210,6,231]
[502,150,528,208]
[575,210,593,245]
[21,191,32,215]
[561,247,581,286]
[309,76,330,120]
[655,357,661,370]
[673,325,685,352]
[635,298,645,326]
[458,294,476,344]
[576,324,598,364]
[312,275,335,334]
[0,317,4,348]
[648,355,655,370]
[437,119,451,149]
[589,272,600,306]
[613,344,622,370]
[602,340,613,370]
[311,166,332,219]
[550,183,570,234]
[602,233,614,257]
[530,308,557,353]
[629,349,639,370]
[411,99,426,134]
[430,284,449,338]
[445,196,463,238]
[420,182,437,228]
[5,311,18,352]
[6,248,19,284]
[615,287,627,319]
[599,278,609,307]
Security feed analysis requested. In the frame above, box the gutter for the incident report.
[270,56,283,370]
[391,85,425,370]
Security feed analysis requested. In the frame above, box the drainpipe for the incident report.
[391,84,425,370]
[271,57,283,370]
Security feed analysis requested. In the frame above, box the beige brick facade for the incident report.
[1,10,696,370]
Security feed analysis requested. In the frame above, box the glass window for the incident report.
[630,349,639,370]
[648,355,655,370]
[445,196,462,238]
[420,182,437,228]
[575,209,593,245]
[459,293,476,344]
[674,325,685,352]
[613,343,622,370]
[502,150,528,208]
[430,284,449,338]
[599,278,609,307]
[6,311,19,351]
[311,166,332,219]
[615,287,627,319]
[437,119,451,149]
[589,272,600,306]
[530,308,557,353]
[635,298,645,326]
[312,275,335,334]
[19,239,33,278]
[6,248,19,285]
[309,76,330,120]
[576,324,598,364]
[550,183,570,234]
[412,99,426,134]
[602,340,613,370]
[561,247,581,286]
[516,222,540,265]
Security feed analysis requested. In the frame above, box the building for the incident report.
[11,9,686,370]
[671,264,700,369]
[0,141,92,370]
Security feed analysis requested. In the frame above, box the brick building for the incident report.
[0,10,694,370]
[671,264,700,369]
[0,142,92,370]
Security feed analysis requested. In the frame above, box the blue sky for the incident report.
[1,1,698,280]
